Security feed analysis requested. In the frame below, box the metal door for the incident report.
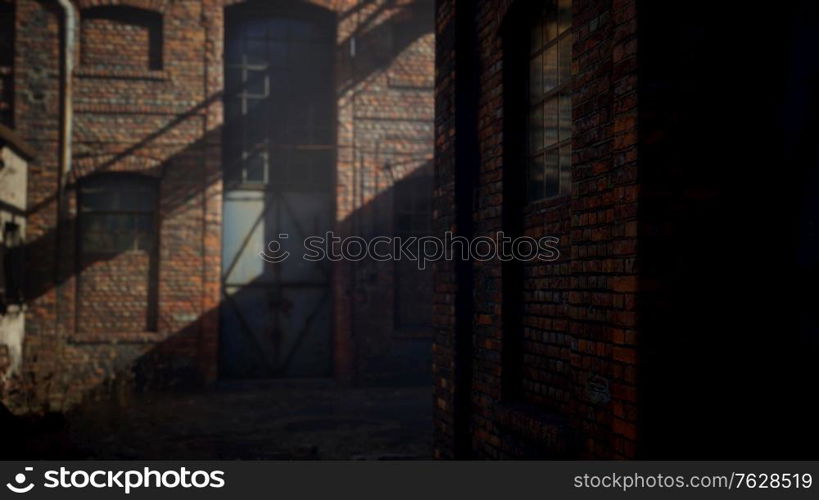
[221,6,335,377]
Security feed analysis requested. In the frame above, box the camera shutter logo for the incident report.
[6,467,35,494]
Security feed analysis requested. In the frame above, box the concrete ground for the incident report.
[64,380,433,460]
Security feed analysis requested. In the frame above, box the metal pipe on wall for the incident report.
[54,0,75,380]
[56,0,75,184]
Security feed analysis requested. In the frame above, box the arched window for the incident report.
[80,6,163,71]
[523,0,572,201]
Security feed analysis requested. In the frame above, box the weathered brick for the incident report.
[433,0,639,459]
[8,0,436,411]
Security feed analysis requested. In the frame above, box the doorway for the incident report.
[220,3,336,378]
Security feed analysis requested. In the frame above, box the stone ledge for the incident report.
[67,331,165,344]
[75,67,169,81]
[494,400,574,457]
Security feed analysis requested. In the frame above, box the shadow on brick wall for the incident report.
[1,0,437,459]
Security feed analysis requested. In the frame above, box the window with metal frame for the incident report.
[223,12,335,191]
[79,175,157,254]
[526,0,572,201]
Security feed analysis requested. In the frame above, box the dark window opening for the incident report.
[80,6,164,71]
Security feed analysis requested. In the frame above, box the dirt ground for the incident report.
[62,380,433,460]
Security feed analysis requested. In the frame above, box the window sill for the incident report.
[494,400,574,455]
[524,193,571,214]
[68,331,163,344]
[80,249,153,257]
[75,67,169,81]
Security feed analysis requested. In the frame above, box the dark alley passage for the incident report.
[62,380,432,460]
[2,0,819,464]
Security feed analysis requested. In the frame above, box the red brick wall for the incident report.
[11,0,64,410]
[334,0,435,385]
[566,0,639,458]
[430,0,459,457]
[11,0,223,411]
[77,254,156,334]
[79,6,162,71]
[6,0,435,411]
[433,0,639,459]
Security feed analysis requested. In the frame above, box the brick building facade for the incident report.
[432,0,819,459]
[3,0,818,460]
[1,0,436,412]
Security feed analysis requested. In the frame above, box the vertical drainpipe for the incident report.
[54,0,75,405]
[56,0,75,188]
